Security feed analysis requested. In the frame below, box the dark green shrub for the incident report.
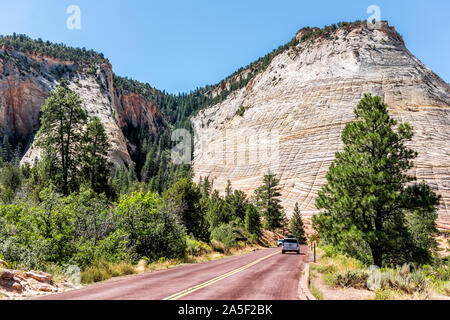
[236,106,246,117]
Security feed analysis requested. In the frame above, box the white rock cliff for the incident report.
[192,22,450,226]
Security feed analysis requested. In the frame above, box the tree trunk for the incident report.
[372,213,383,267]
[371,244,383,267]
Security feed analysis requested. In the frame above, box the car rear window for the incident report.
[284,239,298,244]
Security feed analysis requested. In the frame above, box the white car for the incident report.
[281,238,300,255]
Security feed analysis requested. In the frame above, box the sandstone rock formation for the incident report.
[0,268,78,299]
[192,22,450,226]
[0,46,166,167]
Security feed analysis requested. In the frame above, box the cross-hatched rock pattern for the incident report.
[192,22,450,226]
[0,47,167,167]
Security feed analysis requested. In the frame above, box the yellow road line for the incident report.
[162,251,280,300]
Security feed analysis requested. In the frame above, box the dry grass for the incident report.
[310,284,324,300]
[81,261,137,284]
[310,247,450,300]
[80,244,266,285]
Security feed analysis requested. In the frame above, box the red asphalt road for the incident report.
[37,247,307,300]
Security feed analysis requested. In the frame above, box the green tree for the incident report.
[36,85,88,195]
[67,187,112,245]
[254,171,284,231]
[127,162,138,185]
[81,117,113,195]
[290,203,307,244]
[0,163,22,193]
[115,190,184,260]
[313,94,440,266]
[281,210,289,237]
[113,165,128,195]
[210,223,237,249]
[225,180,233,199]
[227,190,249,220]
[0,203,50,269]
[199,176,213,197]
[206,191,232,231]
[34,186,76,263]
[141,147,156,183]
[1,136,12,163]
[163,177,208,241]
[245,204,261,235]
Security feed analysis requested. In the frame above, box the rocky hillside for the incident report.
[0,36,167,167]
[1,24,449,226]
[192,21,450,225]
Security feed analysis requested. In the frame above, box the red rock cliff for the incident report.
[0,46,167,166]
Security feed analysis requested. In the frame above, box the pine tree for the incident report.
[0,163,23,201]
[281,210,289,237]
[200,176,213,197]
[81,117,112,195]
[36,85,88,195]
[113,165,128,194]
[290,203,307,244]
[225,180,233,199]
[313,94,440,266]
[163,177,208,241]
[206,191,232,231]
[245,204,261,235]
[254,170,284,231]
[141,147,156,183]
[228,190,248,220]
[2,136,12,163]
[0,145,3,167]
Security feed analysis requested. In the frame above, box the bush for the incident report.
[310,284,324,300]
[236,106,246,117]
[247,233,259,245]
[70,229,131,269]
[423,259,450,282]
[0,188,187,271]
[81,262,112,284]
[81,260,136,284]
[442,282,450,296]
[211,224,237,249]
[334,270,369,289]
[379,267,427,294]
[321,246,338,258]
[374,288,398,300]
[115,191,185,261]
[211,241,225,254]
[0,203,54,269]
[186,236,212,256]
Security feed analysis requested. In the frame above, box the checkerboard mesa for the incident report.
[191,21,450,225]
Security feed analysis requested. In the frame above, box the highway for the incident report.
[38,247,307,300]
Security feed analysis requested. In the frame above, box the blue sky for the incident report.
[1,0,449,93]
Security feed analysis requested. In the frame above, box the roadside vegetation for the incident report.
[79,242,269,285]
[0,85,295,288]
[310,246,450,300]
[308,94,448,300]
